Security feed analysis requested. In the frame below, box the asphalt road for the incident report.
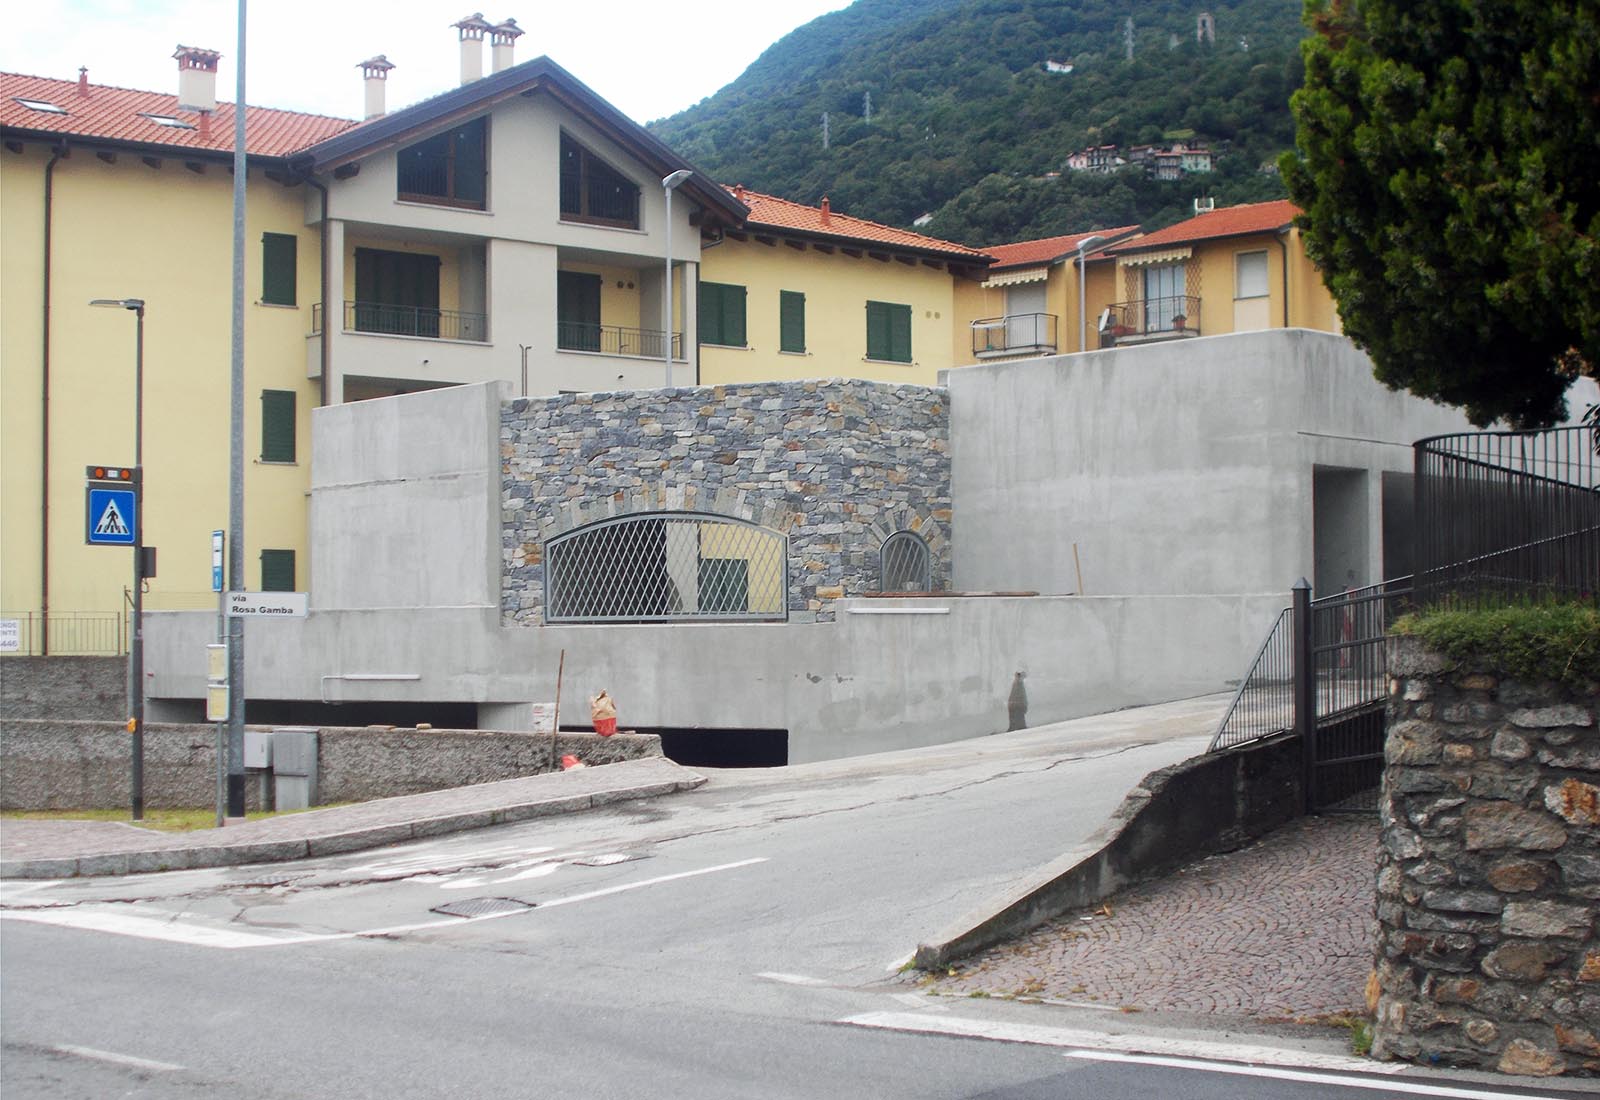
[2,699,1587,1099]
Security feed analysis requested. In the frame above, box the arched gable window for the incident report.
[880,531,931,592]
[545,512,786,623]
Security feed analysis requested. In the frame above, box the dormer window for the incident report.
[397,116,487,210]
[559,133,640,229]
[14,97,67,114]
[139,113,195,129]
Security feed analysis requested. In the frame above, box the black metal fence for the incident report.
[556,322,680,359]
[0,610,126,655]
[1209,577,1413,811]
[1414,425,1599,608]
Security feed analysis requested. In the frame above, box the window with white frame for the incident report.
[1236,250,1269,299]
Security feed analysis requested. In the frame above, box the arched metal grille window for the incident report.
[880,531,932,592]
[545,512,788,623]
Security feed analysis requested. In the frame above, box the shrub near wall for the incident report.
[1372,632,1600,1077]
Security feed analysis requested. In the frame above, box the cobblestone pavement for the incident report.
[925,815,1379,1020]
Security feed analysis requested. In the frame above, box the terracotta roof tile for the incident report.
[1110,199,1299,252]
[1,72,360,157]
[985,226,1142,270]
[728,187,991,260]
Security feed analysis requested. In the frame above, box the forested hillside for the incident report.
[650,0,1307,246]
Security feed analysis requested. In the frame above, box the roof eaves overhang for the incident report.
[743,222,995,268]
[988,227,1144,272]
[1110,225,1291,256]
[0,125,293,168]
[292,55,746,226]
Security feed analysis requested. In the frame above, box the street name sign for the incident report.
[226,591,308,618]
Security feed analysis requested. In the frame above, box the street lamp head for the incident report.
[1076,234,1107,257]
[662,169,693,191]
[90,297,145,311]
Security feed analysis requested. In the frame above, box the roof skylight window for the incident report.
[15,97,67,114]
[139,113,195,129]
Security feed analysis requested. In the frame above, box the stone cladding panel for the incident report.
[500,380,952,624]
[1372,636,1600,1077]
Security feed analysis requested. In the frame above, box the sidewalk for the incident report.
[922,813,1379,1020]
[0,756,705,879]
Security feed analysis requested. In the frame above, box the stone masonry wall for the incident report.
[501,379,951,624]
[1372,636,1599,1077]
[0,719,662,810]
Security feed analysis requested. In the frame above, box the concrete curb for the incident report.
[0,767,706,880]
[913,731,1302,970]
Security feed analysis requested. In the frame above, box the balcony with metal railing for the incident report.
[312,301,490,343]
[556,322,681,360]
[1097,294,1201,348]
[970,313,1058,359]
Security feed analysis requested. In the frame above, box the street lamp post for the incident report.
[1076,234,1106,353]
[661,169,693,388]
[90,297,146,820]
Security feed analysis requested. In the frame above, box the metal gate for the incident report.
[1302,578,1414,812]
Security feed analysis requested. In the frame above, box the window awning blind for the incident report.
[1118,247,1193,268]
[981,267,1049,289]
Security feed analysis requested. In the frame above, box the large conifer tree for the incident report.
[1283,1,1599,427]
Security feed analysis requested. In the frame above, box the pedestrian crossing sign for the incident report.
[87,486,137,545]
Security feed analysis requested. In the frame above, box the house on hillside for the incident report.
[1094,199,1340,348]
[697,190,992,386]
[951,226,1142,362]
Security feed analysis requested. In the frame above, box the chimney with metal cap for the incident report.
[490,18,523,73]
[358,55,395,120]
[173,45,222,113]
[453,13,492,84]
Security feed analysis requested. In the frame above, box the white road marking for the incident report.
[49,1044,184,1072]
[2,857,770,950]
[343,843,557,877]
[889,992,949,1012]
[839,1012,1406,1075]
[758,972,829,986]
[2,907,313,949]
[1062,1051,1563,1099]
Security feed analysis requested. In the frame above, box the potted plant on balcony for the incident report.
[1171,312,1187,332]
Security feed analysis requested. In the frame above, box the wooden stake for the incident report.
[1072,542,1084,595]
[549,648,566,772]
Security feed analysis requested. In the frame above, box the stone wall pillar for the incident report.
[1372,636,1599,1077]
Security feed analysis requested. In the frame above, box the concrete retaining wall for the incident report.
[0,719,661,811]
[1371,637,1599,1078]
[1,656,125,721]
[915,730,1303,968]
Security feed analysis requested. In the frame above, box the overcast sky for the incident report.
[3,0,854,124]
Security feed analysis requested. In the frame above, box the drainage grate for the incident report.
[429,897,536,919]
[572,852,646,867]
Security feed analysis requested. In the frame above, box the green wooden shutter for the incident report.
[726,285,747,347]
[699,283,747,346]
[866,301,889,360]
[867,301,911,362]
[780,291,805,353]
[698,282,721,345]
[890,303,912,362]
[260,549,295,592]
[262,232,297,306]
[261,390,296,463]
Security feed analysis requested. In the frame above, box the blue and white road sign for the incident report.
[87,487,137,546]
[212,530,225,592]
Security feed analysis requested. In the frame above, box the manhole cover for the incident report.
[572,853,646,867]
[430,896,536,919]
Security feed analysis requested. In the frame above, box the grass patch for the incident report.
[1,804,342,833]
[1393,602,1600,687]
